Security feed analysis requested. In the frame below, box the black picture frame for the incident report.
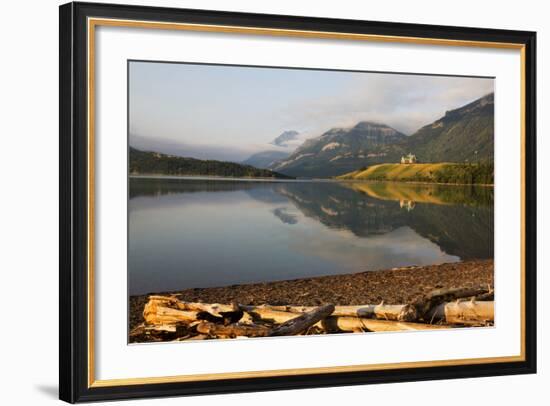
[59,1,537,403]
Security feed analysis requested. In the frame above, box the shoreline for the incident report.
[336,178,494,187]
[129,174,295,182]
[130,174,493,187]
[129,259,493,333]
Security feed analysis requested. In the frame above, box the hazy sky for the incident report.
[129,61,494,162]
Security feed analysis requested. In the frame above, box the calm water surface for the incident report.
[129,177,493,295]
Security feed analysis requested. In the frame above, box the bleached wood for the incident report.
[243,307,303,324]
[148,295,237,317]
[241,303,417,321]
[426,286,491,301]
[140,294,490,340]
[427,300,494,325]
[415,286,492,318]
[321,317,449,332]
[269,304,335,336]
[196,322,271,337]
[143,299,199,325]
[243,307,446,332]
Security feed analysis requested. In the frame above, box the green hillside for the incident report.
[129,147,293,179]
[338,162,493,185]
[405,93,494,163]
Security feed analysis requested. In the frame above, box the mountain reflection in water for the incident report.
[129,177,493,295]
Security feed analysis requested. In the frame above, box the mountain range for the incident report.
[269,93,494,178]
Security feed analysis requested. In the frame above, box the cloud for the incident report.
[277,74,494,137]
[130,134,260,162]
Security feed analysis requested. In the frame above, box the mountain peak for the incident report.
[353,121,387,129]
[444,92,494,120]
[321,121,399,137]
[271,120,407,177]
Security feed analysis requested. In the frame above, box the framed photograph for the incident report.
[59,2,537,402]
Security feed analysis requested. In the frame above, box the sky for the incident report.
[129,61,494,162]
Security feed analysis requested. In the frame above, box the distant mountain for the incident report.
[270,93,494,178]
[406,93,494,163]
[242,150,290,169]
[129,147,293,179]
[270,122,407,178]
[271,130,300,147]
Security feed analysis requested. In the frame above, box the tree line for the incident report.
[129,147,292,179]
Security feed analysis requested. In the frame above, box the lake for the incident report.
[128,177,494,295]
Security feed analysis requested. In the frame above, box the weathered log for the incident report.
[244,308,298,324]
[356,303,417,321]
[147,296,244,325]
[427,286,491,301]
[130,323,176,337]
[154,297,415,320]
[130,322,196,344]
[243,307,446,333]
[144,324,177,333]
[148,296,237,317]
[269,304,335,336]
[143,299,199,325]
[196,322,271,338]
[241,303,417,322]
[427,300,494,325]
[141,293,489,340]
[414,286,492,318]
[321,317,450,332]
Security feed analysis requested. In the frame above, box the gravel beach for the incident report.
[129,259,493,333]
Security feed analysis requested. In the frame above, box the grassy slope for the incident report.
[338,162,494,185]
[338,163,453,181]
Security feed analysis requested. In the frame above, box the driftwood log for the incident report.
[196,305,335,337]
[413,286,492,319]
[426,286,491,300]
[269,304,335,336]
[196,322,270,338]
[241,303,417,322]
[243,307,446,332]
[138,287,494,341]
[148,295,238,317]
[321,317,449,332]
[427,300,494,325]
[143,298,199,325]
